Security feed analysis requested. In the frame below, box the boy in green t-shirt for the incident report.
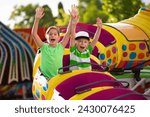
[32,6,77,80]
[70,13,102,70]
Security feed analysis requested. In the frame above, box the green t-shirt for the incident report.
[40,43,64,79]
[70,45,93,70]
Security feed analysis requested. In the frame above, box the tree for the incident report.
[41,5,56,27]
[102,0,145,22]
[55,2,70,26]
[9,4,55,28]
[78,0,108,23]
[9,0,146,28]
[82,0,109,24]
[78,0,145,23]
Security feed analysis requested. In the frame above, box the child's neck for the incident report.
[49,43,57,47]
[77,48,86,53]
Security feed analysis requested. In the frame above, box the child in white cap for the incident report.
[70,15,102,70]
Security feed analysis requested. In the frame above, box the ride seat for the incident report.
[83,88,147,100]
[55,72,122,100]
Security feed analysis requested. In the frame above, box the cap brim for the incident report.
[75,36,90,40]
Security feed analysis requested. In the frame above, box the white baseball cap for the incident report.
[75,31,90,40]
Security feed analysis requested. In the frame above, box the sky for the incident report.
[0,0,149,28]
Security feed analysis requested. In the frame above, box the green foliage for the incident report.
[40,5,55,27]
[10,4,37,28]
[102,0,145,22]
[9,0,147,28]
[82,1,108,24]
[78,0,145,23]
[55,2,70,26]
[55,9,69,26]
[78,0,105,23]
[9,4,55,28]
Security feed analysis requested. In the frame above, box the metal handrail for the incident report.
[58,62,108,74]
[75,80,130,94]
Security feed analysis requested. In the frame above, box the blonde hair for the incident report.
[45,26,60,38]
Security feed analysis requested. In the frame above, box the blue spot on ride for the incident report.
[36,89,40,98]
[140,8,146,10]
[107,59,112,66]
[122,45,127,51]
[99,54,105,60]
[130,52,136,59]
[43,83,48,91]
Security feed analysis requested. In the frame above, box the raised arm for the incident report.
[60,5,79,48]
[69,5,79,48]
[60,17,72,48]
[31,7,45,48]
[90,17,102,48]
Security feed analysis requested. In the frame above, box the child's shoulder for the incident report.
[57,43,64,48]
[87,44,93,52]
[88,44,93,49]
[40,43,50,50]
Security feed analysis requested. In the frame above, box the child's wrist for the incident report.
[97,26,102,29]
[72,22,76,25]
[72,21,77,25]
[35,16,41,20]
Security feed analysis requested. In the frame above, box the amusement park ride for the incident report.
[32,8,150,100]
[0,8,150,99]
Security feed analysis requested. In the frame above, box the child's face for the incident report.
[46,29,60,47]
[76,38,89,52]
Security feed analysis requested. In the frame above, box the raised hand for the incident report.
[72,15,79,25]
[69,4,78,18]
[35,7,45,19]
[96,17,102,28]
[69,5,79,25]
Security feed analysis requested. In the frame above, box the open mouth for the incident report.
[80,46,85,49]
[50,39,56,42]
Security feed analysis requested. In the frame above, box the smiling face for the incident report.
[75,38,89,52]
[45,26,60,47]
